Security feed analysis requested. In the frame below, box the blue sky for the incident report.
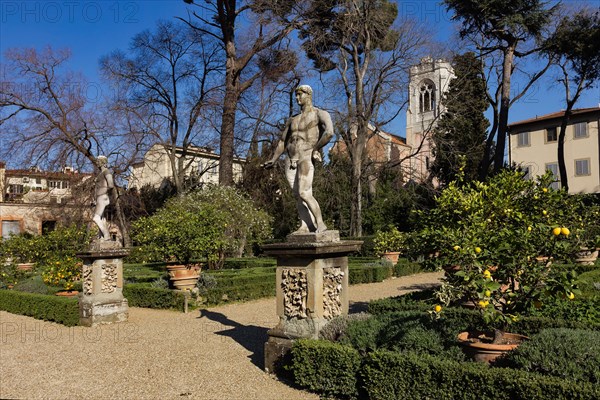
[1,0,599,137]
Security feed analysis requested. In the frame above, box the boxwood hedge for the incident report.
[0,289,79,326]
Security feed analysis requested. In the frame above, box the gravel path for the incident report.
[0,271,443,400]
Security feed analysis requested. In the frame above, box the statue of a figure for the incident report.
[93,156,115,240]
[263,85,334,234]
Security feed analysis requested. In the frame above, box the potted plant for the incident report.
[42,256,83,296]
[131,193,230,290]
[373,227,406,264]
[419,170,581,363]
[573,203,600,265]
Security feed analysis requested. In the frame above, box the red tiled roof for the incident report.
[508,107,600,129]
[5,169,92,179]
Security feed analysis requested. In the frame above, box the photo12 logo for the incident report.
[1,321,140,344]
[1,1,140,24]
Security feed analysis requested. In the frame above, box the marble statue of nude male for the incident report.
[263,85,334,234]
[93,156,115,240]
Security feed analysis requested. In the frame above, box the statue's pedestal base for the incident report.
[77,245,129,327]
[262,232,362,373]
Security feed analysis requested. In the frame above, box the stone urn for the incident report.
[575,248,599,266]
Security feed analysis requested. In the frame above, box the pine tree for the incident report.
[430,52,489,185]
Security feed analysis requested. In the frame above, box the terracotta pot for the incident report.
[442,265,461,273]
[457,331,528,364]
[16,263,35,271]
[55,290,80,297]
[167,265,200,290]
[381,252,400,264]
[170,276,199,291]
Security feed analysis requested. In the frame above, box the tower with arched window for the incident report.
[406,57,454,183]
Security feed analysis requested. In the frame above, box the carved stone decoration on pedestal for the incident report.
[263,231,362,373]
[77,240,129,327]
[281,268,308,319]
[323,267,344,320]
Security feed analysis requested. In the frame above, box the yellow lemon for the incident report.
[552,227,561,236]
[483,270,491,279]
[453,245,460,251]
[542,188,548,193]
[543,210,548,215]
[561,227,570,236]
[475,247,482,254]
[485,290,491,297]
[478,300,489,308]
[527,226,532,232]
[434,305,442,313]
[568,292,575,300]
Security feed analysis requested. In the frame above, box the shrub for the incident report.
[0,263,30,289]
[373,227,407,255]
[41,256,83,290]
[577,268,600,297]
[349,262,392,284]
[123,284,187,310]
[339,315,385,354]
[361,350,600,400]
[319,312,371,342]
[393,259,426,276]
[131,196,227,265]
[12,275,52,294]
[0,289,79,326]
[528,296,600,325]
[131,186,272,267]
[498,328,600,383]
[289,339,360,399]
[418,170,582,329]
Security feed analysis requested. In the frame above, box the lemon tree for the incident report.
[414,169,582,330]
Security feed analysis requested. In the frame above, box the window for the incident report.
[8,184,24,194]
[49,181,70,189]
[35,177,42,184]
[546,127,557,142]
[42,221,57,234]
[517,132,530,147]
[545,163,560,189]
[575,159,590,176]
[2,220,21,239]
[574,122,588,138]
[418,80,436,113]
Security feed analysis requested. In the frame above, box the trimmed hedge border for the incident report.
[362,350,600,400]
[289,339,361,398]
[0,289,79,326]
[123,284,187,310]
[288,339,600,400]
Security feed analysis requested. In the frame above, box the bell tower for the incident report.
[406,57,454,182]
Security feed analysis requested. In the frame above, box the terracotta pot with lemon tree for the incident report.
[373,226,407,264]
[131,196,228,290]
[414,169,581,362]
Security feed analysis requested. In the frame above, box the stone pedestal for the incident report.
[77,242,129,327]
[262,231,362,373]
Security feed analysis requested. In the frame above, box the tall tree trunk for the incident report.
[556,110,570,192]
[219,41,237,187]
[113,195,131,247]
[350,121,367,237]
[493,45,515,174]
[350,164,363,237]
